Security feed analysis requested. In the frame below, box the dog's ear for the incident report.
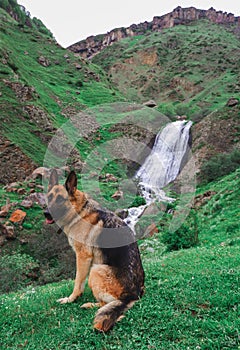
[48,169,59,191]
[65,171,77,195]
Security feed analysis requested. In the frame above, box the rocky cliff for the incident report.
[68,6,240,58]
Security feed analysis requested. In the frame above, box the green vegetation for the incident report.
[0,242,239,349]
[93,20,240,121]
[199,149,240,184]
[0,168,239,348]
[0,3,239,349]
[0,5,124,169]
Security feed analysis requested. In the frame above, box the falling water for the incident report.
[124,120,192,229]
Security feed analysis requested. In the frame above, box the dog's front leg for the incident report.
[58,251,92,304]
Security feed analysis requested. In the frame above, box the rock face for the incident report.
[0,135,36,185]
[192,105,240,172]
[68,6,239,58]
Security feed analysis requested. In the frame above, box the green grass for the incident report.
[93,20,240,120]
[0,169,240,349]
[0,6,125,168]
[0,245,239,349]
[0,5,240,348]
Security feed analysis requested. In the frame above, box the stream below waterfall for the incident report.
[124,120,192,230]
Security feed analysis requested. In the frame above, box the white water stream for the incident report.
[124,120,192,229]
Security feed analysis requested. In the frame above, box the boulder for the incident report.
[38,56,50,67]
[0,223,16,241]
[31,167,50,180]
[111,190,123,200]
[227,98,239,107]
[9,209,27,224]
[143,100,157,108]
[144,223,159,238]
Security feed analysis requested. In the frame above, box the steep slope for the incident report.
[91,19,240,119]
[0,4,123,184]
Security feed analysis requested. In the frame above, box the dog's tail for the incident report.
[94,299,133,332]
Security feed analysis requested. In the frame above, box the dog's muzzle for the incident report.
[44,209,55,225]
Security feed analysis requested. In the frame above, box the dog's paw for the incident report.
[81,302,101,309]
[57,297,72,304]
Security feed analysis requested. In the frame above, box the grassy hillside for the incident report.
[0,169,239,349]
[0,5,124,182]
[92,20,240,121]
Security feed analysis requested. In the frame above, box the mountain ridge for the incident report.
[68,6,240,59]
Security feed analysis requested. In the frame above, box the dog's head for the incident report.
[44,169,77,225]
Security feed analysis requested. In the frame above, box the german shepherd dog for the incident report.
[44,170,144,332]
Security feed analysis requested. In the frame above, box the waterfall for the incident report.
[124,120,192,229]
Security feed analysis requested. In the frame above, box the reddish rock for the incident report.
[144,223,159,237]
[9,209,27,224]
[111,190,123,200]
[17,188,26,195]
[194,191,217,208]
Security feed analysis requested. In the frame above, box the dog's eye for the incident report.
[48,194,53,203]
[56,195,65,205]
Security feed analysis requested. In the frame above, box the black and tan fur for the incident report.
[44,170,145,332]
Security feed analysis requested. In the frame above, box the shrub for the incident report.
[0,253,40,293]
[199,149,240,184]
[161,211,198,251]
[161,223,198,251]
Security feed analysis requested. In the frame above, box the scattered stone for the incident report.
[146,247,155,253]
[143,100,157,108]
[28,182,35,189]
[17,188,26,195]
[115,209,128,220]
[99,173,118,182]
[5,182,19,189]
[227,97,239,107]
[144,223,159,238]
[176,115,187,121]
[35,185,44,191]
[38,56,50,67]
[0,223,16,241]
[194,191,217,208]
[31,167,50,180]
[5,225,15,240]
[89,172,99,178]
[111,190,123,200]
[5,187,17,193]
[20,199,33,209]
[0,223,8,235]
[28,192,47,208]
[0,210,8,218]
[0,198,11,217]
[9,209,27,224]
